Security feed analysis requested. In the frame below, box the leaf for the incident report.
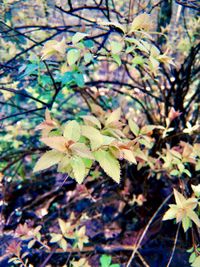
[58,218,67,234]
[33,150,64,172]
[192,256,200,267]
[106,108,121,126]
[41,38,66,60]
[173,189,186,207]
[162,205,178,221]
[59,238,67,251]
[81,125,104,150]
[70,156,86,184]
[129,13,151,33]
[187,210,200,228]
[112,54,121,66]
[41,136,66,152]
[70,143,94,159]
[182,216,191,232]
[84,52,93,64]
[110,41,123,54]
[73,72,85,87]
[81,115,101,129]
[63,120,80,142]
[100,255,112,267]
[189,252,196,263]
[50,233,63,243]
[123,149,137,164]
[72,32,88,45]
[28,239,35,249]
[94,150,120,183]
[98,21,126,33]
[67,49,80,65]
[128,118,140,136]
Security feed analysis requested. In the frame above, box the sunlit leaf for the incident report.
[94,150,120,183]
[33,150,64,172]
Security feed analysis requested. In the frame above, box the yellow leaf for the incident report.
[105,108,121,127]
[81,125,104,150]
[130,13,152,33]
[70,156,86,184]
[33,150,64,172]
[41,136,67,152]
[41,38,66,60]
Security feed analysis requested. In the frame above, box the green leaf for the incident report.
[63,120,81,142]
[33,150,64,172]
[81,125,104,150]
[106,108,121,126]
[110,41,123,54]
[192,256,200,267]
[81,115,101,129]
[128,118,140,136]
[94,150,120,183]
[182,216,191,232]
[132,56,144,66]
[70,142,94,159]
[67,49,80,65]
[84,39,94,48]
[170,169,180,176]
[110,264,120,267]
[72,32,88,45]
[59,238,67,251]
[100,255,112,267]
[70,156,86,184]
[84,52,93,63]
[73,72,85,87]
[189,252,197,263]
[28,239,35,249]
[112,54,121,66]
[50,233,63,243]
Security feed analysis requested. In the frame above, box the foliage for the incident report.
[0,0,200,266]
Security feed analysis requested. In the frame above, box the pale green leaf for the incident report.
[98,21,126,33]
[187,210,200,228]
[63,120,80,142]
[28,239,35,249]
[59,238,67,251]
[182,216,191,232]
[33,150,64,172]
[106,108,121,126]
[173,189,186,207]
[70,142,94,159]
[123,149,137,164]
[162,205,178,221]
[58,218,67,234]
[81,125,104,150]
[128,118,139,136]
[84,52,93,64]
[50,233,63,243]
[70,156,86,184]
[72,32,88,45]
[67,49,80,65]
[192,256,200,267]
[112,54,121,66]
[94,150,120,183]
[110,41,123,54]
[81,115,101,129]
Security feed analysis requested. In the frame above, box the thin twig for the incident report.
[126,193,173,267]
[166,223,181,267]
